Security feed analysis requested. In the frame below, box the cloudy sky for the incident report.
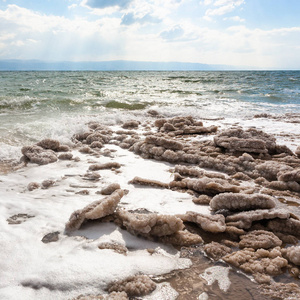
[0,0,299,69]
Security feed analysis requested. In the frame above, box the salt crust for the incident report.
[178,211,226,233]
[204,241,232,261]
[65,189,124,231]
[210,193,276,211]
[116,210,184,237]
[283,246,300,266]
[260,282,300,300]
[200,266,231,292]
[238,230,282,249]
[223,247,288,282]
[225,208,290,229]
[107,275,156,297]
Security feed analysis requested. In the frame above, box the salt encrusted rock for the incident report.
[107,275,156,297]
[90,141,103,148]
[238,230,282,249]
[79,146,93,154]
[65,189,124,231]
[129,176,169,189]
[122,120,140,129]
[210,193,276,211]
[178,211,226,233]
[27,182,40,191]
[116,210,184,237]
[98,242,128,255]
[282,246,300,266]
[255,161,293,181]
[89,162,121,171]
[86,132,106,145]
[41,179,55,189]
[41,231,60,243]
[260,282,300,300]
[159,230,203,246]
[178,177,240,195]
[21,145,58,165]
[145,136,184,150]
[83,172,101,181]
[57,144,70,152]
[223,247,288,280]
[58,152,73,160]
[225,208,290,229]
[204,242,232,261]
[73,131,92,142]
[214,127,276,154]
[296,146,300,158]
[267,217,300,236]
[174,165,226,180]
[36,139,60,151]
[192,195,211,205]
[278,169,300,183]
[100,183,121,195]
[7,213,34,225]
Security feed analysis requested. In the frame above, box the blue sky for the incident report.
[0,0,299,69]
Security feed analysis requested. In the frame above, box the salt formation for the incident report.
[278,169,300,183]
[27,182,40,191]
[100,183,121,195]
[267,217,300,236]
[154,116,217,135]
[210,193,276,211]
[178,211,226,233]
[282,246,300,266]
[260,282,300,300]
[122,120,140,129]
[204,242,232,261]
[171,177,240,195]
[107,275,156,297]
[116,210,184,237]
[89,162,121,171]
[22,145,58,165]
[223,247,288,282]
[129,176,169,189]
[238,230,282,249]
[225,208,290,229]
[214,127,276,154]
[36,139,60,151]
[65,189,124,231]
[159,230,203,246]
[98,242,128,255]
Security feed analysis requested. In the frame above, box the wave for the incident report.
[104,100,149,110]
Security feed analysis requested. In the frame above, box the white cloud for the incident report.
[204,0,244,17]
[223,16,245,22]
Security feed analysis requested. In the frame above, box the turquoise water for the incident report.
[0,71,299,159]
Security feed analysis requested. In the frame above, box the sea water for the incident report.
[0,70,299,161]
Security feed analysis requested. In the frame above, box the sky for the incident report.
[0,0,299,69]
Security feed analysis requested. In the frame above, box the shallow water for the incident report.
[0,71,299,161]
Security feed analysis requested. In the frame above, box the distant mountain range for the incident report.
[0,59,239,71]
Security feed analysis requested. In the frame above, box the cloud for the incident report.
[223,16,245,22]
[204,0,244,17]
[121,12,161,26]
[160,25,184,40]
[84,0,133,9]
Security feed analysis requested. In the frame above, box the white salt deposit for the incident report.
[200,266,231,292]
[0,140,201,300]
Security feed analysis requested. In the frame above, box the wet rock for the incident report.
[37,139,60,151]
[42,231,60,243]
[27,182,40,191]
[7,213,34,225]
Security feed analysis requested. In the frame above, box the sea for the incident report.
[0,70,300,162]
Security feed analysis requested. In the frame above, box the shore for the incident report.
[1,113,300,299]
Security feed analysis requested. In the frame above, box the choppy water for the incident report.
[0,70,299,160]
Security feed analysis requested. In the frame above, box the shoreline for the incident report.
[1,114,300,299]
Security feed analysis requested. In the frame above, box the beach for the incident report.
[1,71,300,299]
